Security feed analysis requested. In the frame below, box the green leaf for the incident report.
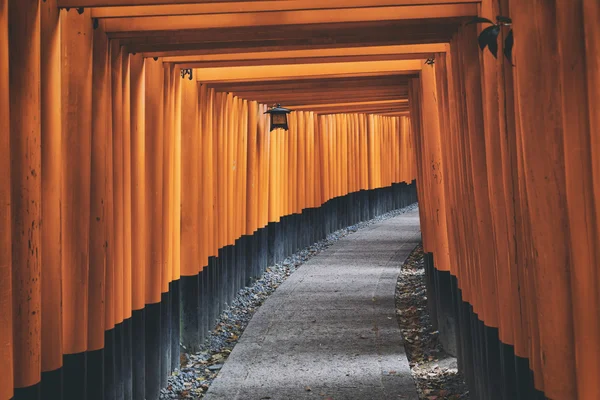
[478,25,500,58]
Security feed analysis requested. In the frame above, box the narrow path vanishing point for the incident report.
[205,209,421,400]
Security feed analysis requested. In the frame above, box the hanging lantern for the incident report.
[264,104,291,132]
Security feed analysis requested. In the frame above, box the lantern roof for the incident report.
[264,104,291,114]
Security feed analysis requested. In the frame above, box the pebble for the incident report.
[395,243,470,400]
[160,203,419,399]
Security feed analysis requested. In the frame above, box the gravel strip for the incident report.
[395,243,470,400]
[161,203,420,399]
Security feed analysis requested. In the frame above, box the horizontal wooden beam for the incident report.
[118,19,461,55]
[230,91,409,103]
[177,53,431,69]
[90,0,479,17]
[161,44,446,63]
[61,0,480,9]
[315,104,410,114]
[193,59,423,82]
[205,74,414,90]
[376,111,411,116]
[290,99,408,110]
[102,4,477,32]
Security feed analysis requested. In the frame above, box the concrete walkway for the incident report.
[205,209,421,400]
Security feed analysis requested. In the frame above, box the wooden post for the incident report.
[61,7,93,398]
[129,52,146,400]
[121,49,134,399]
[10,1,42,394]
[110,41,124,330]
[162,62,174,382]
[40,1,63,389]
[0,1,13,399]
[144,56,164,400]
[179,74,201,351]
[88,18,110,400]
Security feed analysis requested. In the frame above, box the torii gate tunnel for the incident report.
[0,1,599,400]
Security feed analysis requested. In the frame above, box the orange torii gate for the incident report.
[2,1,599,400]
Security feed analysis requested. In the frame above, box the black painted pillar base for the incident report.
[145,302,161,400]
[217,247,226,316]
[206,258,217,332]
[13,385,41,400]
[122,317,133,400]
[131,309,145,400]
[426,254,549,400]
[160,290,171,388]
[180,275,200,353]
[198,268,208,344]
[434,268,458,356]
[104,328,116,400]
[41,367,62,400]
[170,281,180,374]
[87,348,104,400]
[63,352,86,400]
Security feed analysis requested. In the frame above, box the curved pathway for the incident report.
[205,208,421,400]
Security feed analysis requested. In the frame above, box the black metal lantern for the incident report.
[264,104,291,132]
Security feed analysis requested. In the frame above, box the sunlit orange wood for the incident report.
[162,63,174,290]
[239,100,249,236]
[130,53,146,311]
[418,65,450,272]
[246,101,258,234]
[180,75,200,276]
[257,104,270,229]
[122,49,133,319]
[197,83,208,268]
[111,41,124,326]
[91,1,479,18]
[216,92,226,246]
[40,0,63,372]
[102,4,476,32]
[0,0,13,397]
[555,1,600,397]
[226,93,235,243]
[89,20,110,351]
[10,0,43,387]
[145,57,164,303]
[162,44,446,64]
[194,60,422,83]
[206,88,217,257]
[172,67,182,280]
[61,8,92,356]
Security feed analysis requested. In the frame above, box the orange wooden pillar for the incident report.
[0,1,13,399]
[172,65,183,370]
[554,2,600,398]
[510,3,576,397]
[129,52,146,400]
[109,40,127,399]
[121,49,135,400]
[179,74,202,351]
[61,8,93,399]
[162,62,176,377]
[40,0,63,396]
[418,65,451,273]
[9,2,42,396]
[197,84,207,274]
[247,102,259,237]
[256,104,270,271]
[144,56,164,400]
[88,18,110,400]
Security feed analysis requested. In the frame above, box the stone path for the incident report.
[205,209,421,400]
